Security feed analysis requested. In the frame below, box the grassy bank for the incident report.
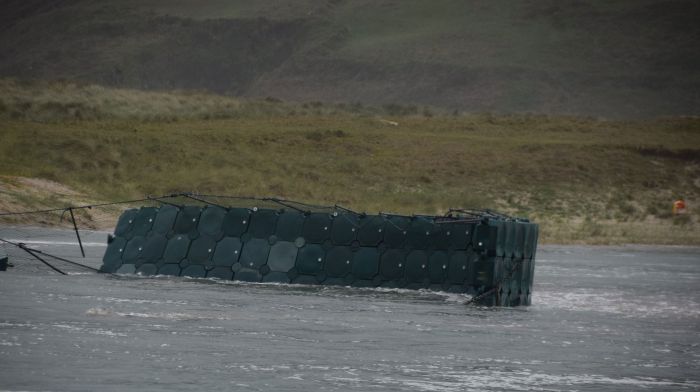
[1,80,699,244]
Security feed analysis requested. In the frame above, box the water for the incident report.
[0,227,699,391]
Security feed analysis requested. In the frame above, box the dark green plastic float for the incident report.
[101,203,538,306]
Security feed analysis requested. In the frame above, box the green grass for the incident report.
[1,80,699,244]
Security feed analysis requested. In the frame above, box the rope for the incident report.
[180,194,226,209]
[0,194,180,216]
[0,192,510,225]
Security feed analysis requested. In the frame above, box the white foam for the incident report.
[52,323,126,337]
[370,370,698,391]
[115,311,202,321]
[533,289,700,318]
[85,307,112,316]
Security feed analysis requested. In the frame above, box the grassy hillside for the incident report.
[1,79,699,244]
[0,0,698,118]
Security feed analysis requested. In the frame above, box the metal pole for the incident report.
[68,208,85,258]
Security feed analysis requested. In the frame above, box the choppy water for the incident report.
[0,227,699,391]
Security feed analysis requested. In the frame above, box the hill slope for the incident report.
[1,0,699,118]
[1,79,699,244]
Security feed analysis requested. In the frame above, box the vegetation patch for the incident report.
[1,80,698,244]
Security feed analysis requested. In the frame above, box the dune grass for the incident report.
[1,79,699,244]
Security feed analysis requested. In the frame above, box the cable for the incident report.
[14,242,66,275]
[0,194,182,216]
[0,238,102,273]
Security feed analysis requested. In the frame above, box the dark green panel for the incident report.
[139,235,168,264]
[490,220,506,257]
[428,251,448,283]
[136,263,158,276]
[101,236,126,272]
[447,251,469,284]
[268,241,298,272]
[407,218,432,249]
[263,271,290,283]
[531,224,539,260]
[275,211,305,241]
[383,216,410,248]
[352,247,380,279]
[248,208,278,238]
[114,209,138,237]
[162,235,190,264]
[324,246,353,277]
[496,284,508,306]
[330,213,359,245]
[405,250,429,282]
[240,238,270,269]
[448,223,473,250]
[528,226,538,294]
[473,256,495,288]
[132,207,158,237]
[511,257,523,300]
[222,208,250,237]
[152,205,179,236]
[523,223,535,259]
[212,237,242,267]
[380,249,405,280]
[157,264,181,276]
[302,213,332,244]
[296,244,325,275]
[500,256,513,285]
[173,206,202,235]
[504,221,516,259]
[187,236,217,265]
[198,206,227,239]
[357,215,385,246]
[430,225,451,250]
[473,223,491,252]
[207,267,233,280]
[122,236,146,264]
[182,265,206,278]
[509,272,521,306]
[520,258,531,299]
[116,264,136,274]
[237,268,262,282]
[514,222,526,259]
[492,257,504,284]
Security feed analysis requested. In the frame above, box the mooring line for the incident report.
[264,198,308,213]
[14,242,66,275]
[0,195,181,216]
[0,238,101,273]
[180,193,226,209]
